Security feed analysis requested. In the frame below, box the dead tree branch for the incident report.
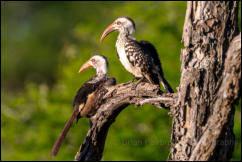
[74,82,177,161]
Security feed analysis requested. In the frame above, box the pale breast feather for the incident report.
[115,40,143,77]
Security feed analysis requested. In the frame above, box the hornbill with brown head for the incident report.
[100,16,173,93]
[50,55,116,157]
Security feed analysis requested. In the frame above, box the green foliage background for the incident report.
[1,1,241,161]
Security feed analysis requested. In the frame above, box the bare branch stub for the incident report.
[74,82,177,161]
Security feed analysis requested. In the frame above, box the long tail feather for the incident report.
[50,110,79,157]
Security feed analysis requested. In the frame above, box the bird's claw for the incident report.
[131,77,144,90]
[131,83,138,90]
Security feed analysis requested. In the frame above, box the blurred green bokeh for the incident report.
[1,1,241,161]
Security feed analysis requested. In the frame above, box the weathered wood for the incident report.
[74,82,177,161]
[169,1,240,161]
[189,33,241,161]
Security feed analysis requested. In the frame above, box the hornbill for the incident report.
[50,55,116,157]
[100,16,173,93]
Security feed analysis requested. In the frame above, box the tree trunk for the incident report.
[168,1,240,161]
[74,1,241,161]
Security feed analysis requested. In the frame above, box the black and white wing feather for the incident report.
[138,40,174,93]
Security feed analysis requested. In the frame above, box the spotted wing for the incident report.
[138,40,174,93]
[123,38,159,85]
[138,40,164,77]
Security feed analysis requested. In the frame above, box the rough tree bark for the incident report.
[74,1,241,161]
[168,1,240,161]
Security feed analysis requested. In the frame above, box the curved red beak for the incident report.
[100,23,116,43]
[78,60,92,73]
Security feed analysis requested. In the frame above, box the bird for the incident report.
[50,55,116,157]
[100,16,173,93]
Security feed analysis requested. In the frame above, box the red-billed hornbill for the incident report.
[50,55,116,157]
[100,17,173,93]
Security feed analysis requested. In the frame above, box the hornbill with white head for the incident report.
[50,55,116,157]
[100,16,173,93]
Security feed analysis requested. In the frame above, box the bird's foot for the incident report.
[131,83,138,90]
[131,77,145,90]
[123,78,136,85]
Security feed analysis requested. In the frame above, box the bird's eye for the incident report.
[91,59,96,64]
[116,21,121,25]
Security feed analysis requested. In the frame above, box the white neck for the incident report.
[88,74,107,84]
[96,65,108,77]
[117,30,135,41]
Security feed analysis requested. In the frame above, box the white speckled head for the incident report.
[114,16,136,35]
[79,55,108,76]
[89,55,108,76]
[100,16,136,42]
